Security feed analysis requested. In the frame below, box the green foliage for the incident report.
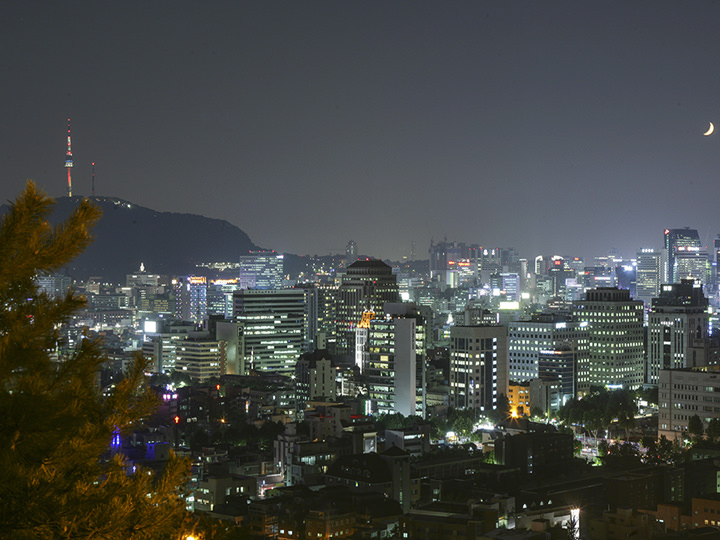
[688,414,704,440]
[0,183,191,539]
[636,386,659,406]
[572,438,582,457]
[447,408,476,437]
[487,394,510,425]
[530,406,545,420]
[375,412,420,433]
[558,388,637,439]
[707,418,720,442]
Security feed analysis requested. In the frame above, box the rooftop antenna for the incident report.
[91,161,95,196]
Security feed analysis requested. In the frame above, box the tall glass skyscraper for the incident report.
[664,228,701,284]
[238,250,284,289]
[635,249,663,307]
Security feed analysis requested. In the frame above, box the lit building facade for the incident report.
[238,250,284,290]
[295,349,338,415]
[665,228,701,284]
[35,273,72,299]
[647,280,709,385]
[336,260,400,358]
[573,287,645,391]
[141,319,196,372]
[674,250,710,289]
[538,341,580,404]
[207,279,241,318]
[174,276,208,325]
[360,305,426,417]
[449,325,508,413]
[507,314,588,383]
[635,249,663,307]
[175,338,226,383]
[232,288,308,376]
[658,368,720,442]
[507,381,530,417]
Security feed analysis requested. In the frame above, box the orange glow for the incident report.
[358,311,375,328]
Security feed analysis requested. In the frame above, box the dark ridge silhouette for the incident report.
[1,196,262,283]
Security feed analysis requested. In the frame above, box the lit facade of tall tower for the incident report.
[232,288,309,376]
[174,276,208,325]
[507,314,588,383]
[664,228,701,284]
[449,324,508,413]
[238,251,284,289]
[335,259,400,358]
[65,118,73,197]
[636,249,663,307]
[572,288,645,391]
[647,280,708,385]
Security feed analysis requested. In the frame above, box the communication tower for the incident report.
[65,118,73,197]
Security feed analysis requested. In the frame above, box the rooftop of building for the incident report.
[296,348,335,369]
[346,258,392,271]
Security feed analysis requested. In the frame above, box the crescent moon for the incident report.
[704,122,715,136]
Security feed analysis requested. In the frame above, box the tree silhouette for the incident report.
[688,414,704,440]
[0,182,192,539]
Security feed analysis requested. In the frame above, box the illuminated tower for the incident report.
[664,228,701,283]
[573,288,644,391]
[64,118,73,197]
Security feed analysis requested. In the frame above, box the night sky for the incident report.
[3,2,720,262]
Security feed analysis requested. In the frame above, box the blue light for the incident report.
[111,428,121,449]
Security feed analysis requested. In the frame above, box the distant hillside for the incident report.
[1,196,261,283]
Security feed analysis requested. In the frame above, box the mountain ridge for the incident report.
[1,195,262,283]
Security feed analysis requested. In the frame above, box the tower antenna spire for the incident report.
[91,161,95,196]
[65,118,73,197]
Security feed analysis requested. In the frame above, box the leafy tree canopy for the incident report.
[0,183,193,539]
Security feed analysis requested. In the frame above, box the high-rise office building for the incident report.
[335,259,400,358]
[175,338,226,383]
[141,319,196,373]
[615,262,637,299]
[636,249,663,307]
[658,369,720,442]
[206,279,241,318]
[665,228,701,284]
[361,309,425,417]
[714,235,720,293]
[507,314,589,383]
[35,273,72,299]
[548,257,574,298]
[232,288,309,376]
[538,341,581,405]
[501,273,520,301]
[674,250,710,288]
[573,288,644,391]
[215,320,244,375]
[238,250,284,290]
[449,325,508,413]
[647,280,709,385]
[174,276,208,325]
[428,240,480,282]
[294,349,338,415]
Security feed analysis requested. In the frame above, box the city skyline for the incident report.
[3,2,720,261]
